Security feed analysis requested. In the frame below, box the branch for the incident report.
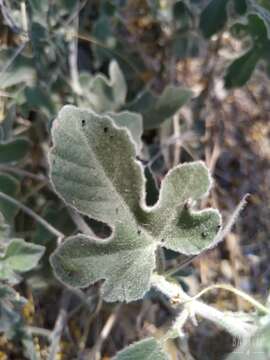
[0,192,64,241]
[48,290,72,360]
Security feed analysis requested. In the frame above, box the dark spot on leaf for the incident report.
[81,119,86,127]
[110,135,114,139]
[137,229,141,235]
[161,238,165,244]
[201,231,208,238]
[216,224,221,231]
[103,127,108,133]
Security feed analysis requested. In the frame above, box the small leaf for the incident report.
[80,61,127,113]
[200,0,229,38]
[0,138,31,164]
[0,49,35,89]
[126,85,192,129]
[249,0,270,38]
[4,240,45,272]
[49,106,221,302]
[113,338,169,360]
[225,47,262,88]
[225,14,269,88]
[0,239,45,281]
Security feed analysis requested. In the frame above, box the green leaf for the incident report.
[224,47,262,88]
[234,0,247,15]
[80,61,127,113]
[24,86,55,117]
[0,173,20,221]
[0,138,31,164]
[200,0,229,38]
[225,14,270,88]
[0,239,45,281]
[249,0,270,38]
[113,338,169,360]
[126,85,192,129]
[49,106,221,302]
[0,49,35,89]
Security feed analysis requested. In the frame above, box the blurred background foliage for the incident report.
[1,0,270,359]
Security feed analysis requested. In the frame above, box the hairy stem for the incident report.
[151,274,257,339]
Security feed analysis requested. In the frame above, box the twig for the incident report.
[0,0,22,33]
[48,290,72,360]
[0,42,28,88]
[0,192,64,240]
[20,1,28,37]
[67,207,95,237]
[27,326,52,339]
[68,0,82,95]
[90,305,121,360]
[186,283,270,315]
[0,165,47,182]
[173,112,182,167]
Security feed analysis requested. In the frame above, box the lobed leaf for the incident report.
[80,61,127,113]
[49,106,221,302]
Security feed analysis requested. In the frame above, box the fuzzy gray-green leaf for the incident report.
[0,239,45,281]
[113,338,169,360]
[147,162,221,254]
[49,106,221,302]
[108,111,143,152]
[49,105,144,226]
[80,61,127,113]
[51,224,156,302]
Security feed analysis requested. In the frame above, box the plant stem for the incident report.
[186,283,270,315]
[0,164,48,182]
[0,192,64,240]
[151,274,257,339]
[48,290,71,360]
